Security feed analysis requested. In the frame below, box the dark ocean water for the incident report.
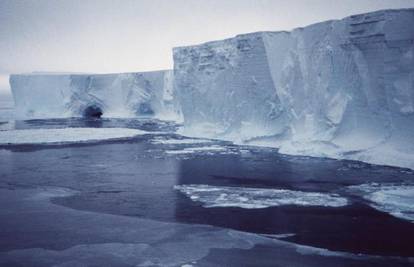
[0,116,413,263]
[0,86,413,265]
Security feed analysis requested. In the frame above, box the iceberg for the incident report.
[173,9,414,169]
[8,8,414,169]
[10,71,181,120]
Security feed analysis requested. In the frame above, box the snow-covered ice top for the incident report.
[173,8,414,169]
[10,71,181,121]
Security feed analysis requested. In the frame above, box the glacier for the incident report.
[8,8,414,170]
[173,8,414,169]
[10,70,181,121]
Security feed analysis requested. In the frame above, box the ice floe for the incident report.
[349,183,414,222]
[174,184,348,208]
[0,128,150,145]
[165,145,233,155]
[151,137,213,145]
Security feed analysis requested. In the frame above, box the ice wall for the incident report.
[10,71,181,120]
[173,9,414,169]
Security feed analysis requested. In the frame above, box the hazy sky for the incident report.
[0,0,414,93]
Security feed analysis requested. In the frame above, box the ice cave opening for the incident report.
[83,105,103,118]
[137,103,154,116]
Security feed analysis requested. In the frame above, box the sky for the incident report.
[0,0,413,93]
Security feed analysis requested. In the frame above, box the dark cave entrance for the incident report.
[83,105,103,118]
[137,103,155,116]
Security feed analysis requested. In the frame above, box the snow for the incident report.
[349,183,414,222]
[173,8,414,170]
[10,71,181,121]
[0,128,149,145]
[174,184,348,208]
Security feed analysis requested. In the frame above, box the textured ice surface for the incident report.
[0,94,14,122]
[1,187,393,267]
[174,9,414,169]
[9,8,414,170]
[10,71,181,120]
[0,128,148,145]
[349,183,414,222]
[174,184,348,208]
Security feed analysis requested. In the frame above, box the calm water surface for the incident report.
[0,116,413,259]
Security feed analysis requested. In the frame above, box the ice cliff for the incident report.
[173,9,414,169]
[9,8,414,170]
[10,71,180,120]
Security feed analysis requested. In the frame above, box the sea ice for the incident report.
[174,184,348,208]
[151,137,213,145]
[349,183,414,222]
[0,128,149,145]
[165,145,232,155]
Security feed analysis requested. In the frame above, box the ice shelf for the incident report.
[9,8,414,169]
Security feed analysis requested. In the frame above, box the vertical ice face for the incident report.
[173,33,289,141]
[10,70,179,120]
[10,75,73,119]
[159,70,183,121]
[173,9,414,169]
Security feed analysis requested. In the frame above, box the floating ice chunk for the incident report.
[164,149,196,155]
[261,233,296,239]
[165,145,231,155]
[151,137,213,145]
[349,183,414,222]
[174,184,348,208]
[0,128,150,145]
